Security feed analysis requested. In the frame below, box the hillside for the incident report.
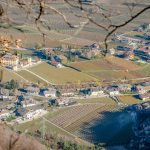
[0,124,47,150]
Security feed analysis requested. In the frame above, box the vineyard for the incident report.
[49,104,105,128]
[69,56,141,72]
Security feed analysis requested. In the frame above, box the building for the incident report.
[43,88,56,98]
[90,87,104,96]
[50,60,63,68]
[118,84,132,92]
[23,109,45,120]
[60,89,75,97]
[139,93,150,101]
[136,83,150,94]
[0,111,10,121]
[19,57,32,67]
[106,86,120,96]
[26,86,40,95]
[0,53,19,66]
[134,46,150,61]
[56,98,76,106]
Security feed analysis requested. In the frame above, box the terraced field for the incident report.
[28,62,96,84]
[49,104,105,128]
[65,104,117,133]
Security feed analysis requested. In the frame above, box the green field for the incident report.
[27,62,96,84]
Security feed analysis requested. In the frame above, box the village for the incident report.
[0,23,150,130]
[0,76,150,124]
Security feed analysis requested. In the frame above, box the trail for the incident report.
[24,69,52,84]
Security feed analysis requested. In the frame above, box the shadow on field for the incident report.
[78,107,134,146]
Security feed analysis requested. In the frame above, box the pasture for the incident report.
[28,62,96,84]
[17,70,47,84]
[119,95,145,105]
[0,67,26,82]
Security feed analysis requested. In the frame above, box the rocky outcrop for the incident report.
[127,102,150,150]
[0,123,47,150]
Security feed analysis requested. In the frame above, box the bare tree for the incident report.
[0,0,150,55]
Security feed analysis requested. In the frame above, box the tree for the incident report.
[6,79,19,91]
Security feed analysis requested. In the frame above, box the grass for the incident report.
[132,65,150,77]
[69,56,150,82]
[28,62,96,84]
[119,95,142,105]
[69,56,140,72]
[77,97,116,105]
[17,70,47,84]
[88,70,138,81]
[0,67,26,82]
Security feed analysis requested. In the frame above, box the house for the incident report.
[139,93,150,101]
[19,57,32,67]
[60,89,75,96]
[136,83,150,94]
[43,88,56,98]
[90,87,104,96]
[79,88,91,96]
[23,109,47,120]
[0,111,10,121]
[0,88,12,101]
[0,95,12,101]
[118,84,132,92]
[56,98,76,106]
[26,86,40,95]
[43,48,54,59]
[50,60,63,68]
[21,96,36,108]
[0,53,19,66]
[14,106,27,117]
[134,46,150,61]
[106,86,120,96]
[108,48,115,55]
[32,56,41,63]
[23,109,44,120]
[48,99,58,106]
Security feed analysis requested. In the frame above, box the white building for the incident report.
[23,109,45,120]
[91,88,104,96]
[43,89,56,98]
[0,111,10,120]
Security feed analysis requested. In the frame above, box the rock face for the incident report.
[127,102,150,150]
[0,124,47,150]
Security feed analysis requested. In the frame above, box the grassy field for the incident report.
[119,95,144,105]
[88,70,139,81]
[77,97,116,105]
[0,67,26,82]
[132,65,150,77]
[17,70,47,84]
[68,56,144,81]
[28,62,96,84]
